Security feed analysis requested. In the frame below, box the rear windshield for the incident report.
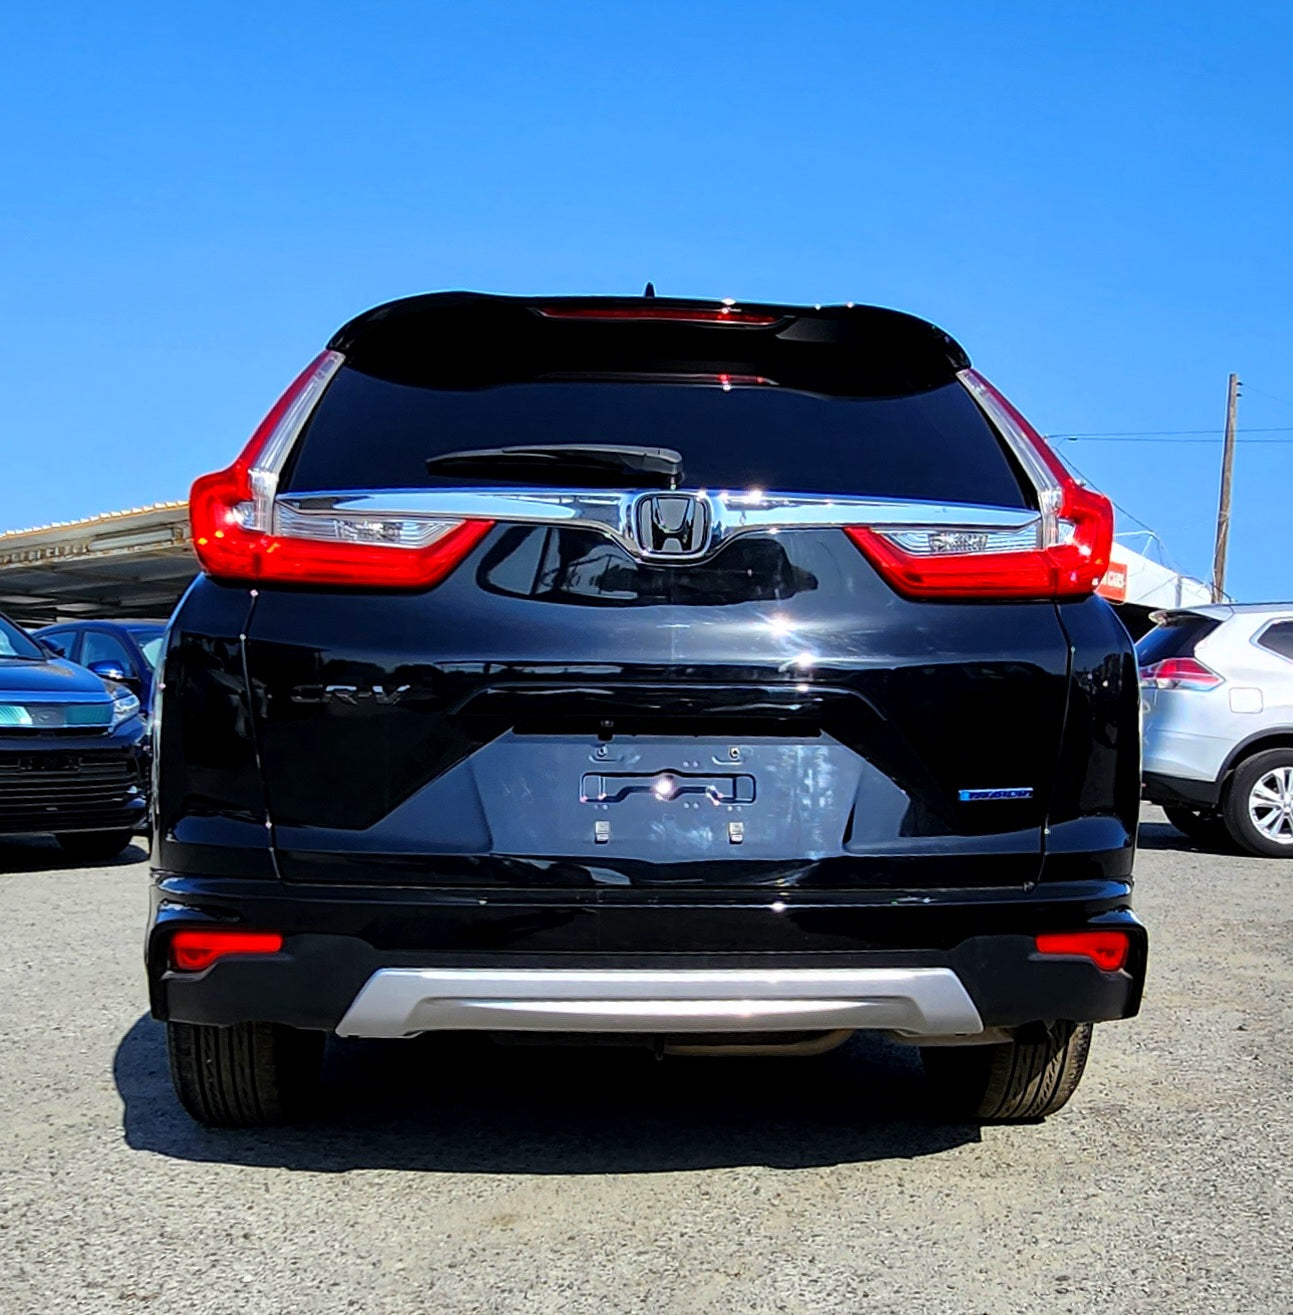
[1135,615,1221,665]
[284,370,1029,507]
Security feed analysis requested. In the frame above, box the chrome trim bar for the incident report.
[245,350,346,533]
[957,368,1064,543]
[334,966,985,1038]
[275,487,1042,563]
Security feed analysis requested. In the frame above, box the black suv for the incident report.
[148,293,1147,1127]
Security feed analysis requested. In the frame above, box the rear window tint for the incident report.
[1257,621,1293,661]
[284,370,1029,507]
[1135,616,1221,666]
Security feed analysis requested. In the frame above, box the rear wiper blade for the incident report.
[426,444,684,489]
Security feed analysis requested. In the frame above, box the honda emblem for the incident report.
[631,494,710,559]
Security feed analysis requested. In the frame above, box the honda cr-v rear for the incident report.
[147,292,1147,1126]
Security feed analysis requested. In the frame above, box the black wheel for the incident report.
[1162,804,1229,846]
[921,1020,1094,1121]
[1222,749,1293,858]
[56,829,136,862]
[166,1020,326,1127]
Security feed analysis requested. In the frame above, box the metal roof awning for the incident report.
[0,502,196,625]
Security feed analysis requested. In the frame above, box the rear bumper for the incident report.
[1140,708,1231,791]
[147,874,1147,1036]
[335,966,985,1038]
[1143,769,1221,810]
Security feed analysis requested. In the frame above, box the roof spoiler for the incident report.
[1148,606,1227,625]
[326,292,972,396]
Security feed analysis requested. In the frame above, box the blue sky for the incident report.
[2,2,1291,599]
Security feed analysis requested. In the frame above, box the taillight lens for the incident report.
[846,372,1114,602]
[190,351,493,588]
[1138,657,1223,691]
[170,929,283,972]
[1035,930,1130,972]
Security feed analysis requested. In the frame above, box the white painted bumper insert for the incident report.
[334,967,984,1038]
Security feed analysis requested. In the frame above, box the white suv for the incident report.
[1140,603,1293,856]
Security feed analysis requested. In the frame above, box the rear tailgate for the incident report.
[233,297,1078,890]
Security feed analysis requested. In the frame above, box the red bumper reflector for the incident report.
[170,930,284,973]
[1035,930,1130,972]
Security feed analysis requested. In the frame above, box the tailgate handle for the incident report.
[580,772,756,804]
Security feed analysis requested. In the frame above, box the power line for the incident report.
[1055,448,1186,574]
[1047,433,1293,444]
[1239,384,1293,411]
[1046,426,1293,437]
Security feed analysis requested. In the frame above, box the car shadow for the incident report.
[1137,820,1238,855]
[114,1014,982,1173]
[0,836,149,872]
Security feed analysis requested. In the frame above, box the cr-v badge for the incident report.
[289,684,411,705]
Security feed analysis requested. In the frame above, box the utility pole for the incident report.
[1211,372,1241,602]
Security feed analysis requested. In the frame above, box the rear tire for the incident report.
[1162,804,1229,847]
[1222,750,1293,858]
[56,829,136,862]
[921,1020,1093,1121]
[166,1020,326,1127]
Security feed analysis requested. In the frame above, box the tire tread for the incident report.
[166,1020,324,1127]
[923,1021,1093,1122]
[1222,749,1293,858]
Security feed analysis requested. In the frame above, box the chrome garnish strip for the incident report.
[957,368,1065,544]
[244,350,346,533]
[274,487,1042,563]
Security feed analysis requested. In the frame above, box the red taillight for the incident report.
[846,527,1084,600]
[845,372,1114,602]
[1035,930,1131,972]
[1138,657,1223,691]
[537,305,781,326]
[170,930,283,973]
[190,350,493,588]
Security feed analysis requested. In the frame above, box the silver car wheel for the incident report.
[1248,766,1293,845]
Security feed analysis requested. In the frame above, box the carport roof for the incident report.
[0,501,196,625]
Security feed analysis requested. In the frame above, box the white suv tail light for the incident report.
[1139,657,1223,691]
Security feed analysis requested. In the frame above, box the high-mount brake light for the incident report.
[537,305,781,326]
[845,370,1114,601]
[170,930,283,973]
[190,350,494,588]
[1035,930,1131,972]
[1139,657,1223,691]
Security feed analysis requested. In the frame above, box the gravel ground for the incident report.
[2,806,1291,1314]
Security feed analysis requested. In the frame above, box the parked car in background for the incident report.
[148,291,1147,1128]
[33,620,165,713]
[1140,603,1293,856]
[0,610,148,860]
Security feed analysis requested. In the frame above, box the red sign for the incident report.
[1097,561,1128,603]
